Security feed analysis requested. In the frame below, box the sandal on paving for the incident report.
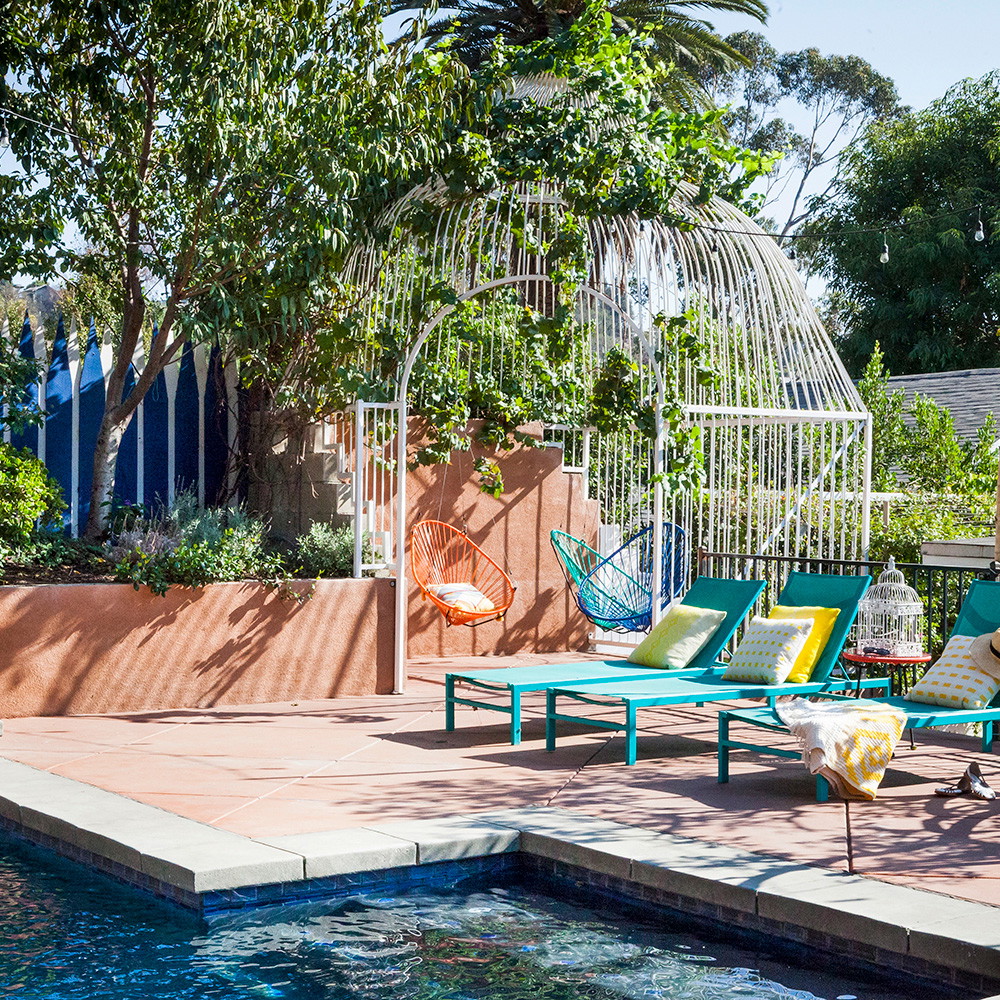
[959,762,997,801]
[934,782,967,797]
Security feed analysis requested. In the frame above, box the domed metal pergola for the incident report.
[340,166,871,691]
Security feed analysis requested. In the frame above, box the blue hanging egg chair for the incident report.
[576,523,687,633]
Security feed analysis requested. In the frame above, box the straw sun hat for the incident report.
[969,628,1000,679]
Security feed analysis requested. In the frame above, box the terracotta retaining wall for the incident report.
[404,423,601,658]
[0,425,598,717]
[0,578,394,717]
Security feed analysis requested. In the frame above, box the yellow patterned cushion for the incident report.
[721,616,814,685]
[768,605,841,683]
[627,604,727,669]
[905,635,1000,710]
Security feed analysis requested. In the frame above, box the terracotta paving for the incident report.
[3,652,1000,907]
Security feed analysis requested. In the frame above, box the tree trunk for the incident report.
[84,406,130,539]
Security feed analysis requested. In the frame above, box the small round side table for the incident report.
[841,650,932,698]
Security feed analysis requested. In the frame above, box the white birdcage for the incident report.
[854,557,925,657]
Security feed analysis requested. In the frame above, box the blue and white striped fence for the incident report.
[1,313,236,535]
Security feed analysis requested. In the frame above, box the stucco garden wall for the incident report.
[0,578,394,717]
[404,423,601,658]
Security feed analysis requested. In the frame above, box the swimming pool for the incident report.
[0,832,970,1000]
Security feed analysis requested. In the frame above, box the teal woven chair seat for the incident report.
[576,523,687,633]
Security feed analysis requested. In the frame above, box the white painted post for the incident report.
[98,323,113,385]
[650,387,666,627]
[861,415,873,560]
[162,353,180,506]
[134,342,145,506]
[193,344,209,507]
[67,318,81,537]
[393,400,408,695]
[0,314,9,445]
[353,399,365,579]
[34,324,47,466]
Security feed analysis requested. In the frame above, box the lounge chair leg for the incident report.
[983,720,994,754]
[511,692,522,746]
[546,690,557,751]
[816,774,830,803]
[445,676,456,732]
[625,704,637,765]
[718,713,730,783]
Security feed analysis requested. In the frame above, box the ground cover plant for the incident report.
[0,481,366,592]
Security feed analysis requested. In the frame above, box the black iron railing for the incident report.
[698,550,998,659]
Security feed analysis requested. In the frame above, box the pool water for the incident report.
[0,834,967,1000]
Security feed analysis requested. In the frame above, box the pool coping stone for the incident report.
[1,763,1000,993]
[0,758,305,892]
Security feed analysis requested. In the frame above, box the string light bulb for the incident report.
[975,209,986,242]
[0,120,8,148]
[879,234,889,265]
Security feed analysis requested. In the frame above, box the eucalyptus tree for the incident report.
[704,32,899,236]
[0,0,472,537]
[386,0,768,112]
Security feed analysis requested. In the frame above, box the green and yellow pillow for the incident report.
[627,604,727,669]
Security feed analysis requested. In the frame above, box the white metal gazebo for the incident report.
[337,139,871,691]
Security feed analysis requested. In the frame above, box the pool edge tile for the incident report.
[256,828,417,878]
[365,816,520,863]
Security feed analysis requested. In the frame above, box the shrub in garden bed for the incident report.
[110,494,287,596]
[1,460,369,592]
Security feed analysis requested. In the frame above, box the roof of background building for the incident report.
[887,368,1000,444]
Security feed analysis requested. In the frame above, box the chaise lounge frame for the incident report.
[716,578,1000,801]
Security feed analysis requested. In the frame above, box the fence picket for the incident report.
[77,319,107,531]
[44,318,73,527]
[1,314,232,534]
[10,315,42,455]
[1,314,9,446]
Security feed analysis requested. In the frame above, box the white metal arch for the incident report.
[391,274,669,693]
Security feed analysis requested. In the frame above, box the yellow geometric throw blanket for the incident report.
[775,698,907,800]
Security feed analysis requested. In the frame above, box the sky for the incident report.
[706,0,1000,111]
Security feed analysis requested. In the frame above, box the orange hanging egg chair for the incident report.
[410,520,517,626]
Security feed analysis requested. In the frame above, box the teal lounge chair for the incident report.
[544,571,878,765]
[445,575,766,745]
[717,578,1000,801]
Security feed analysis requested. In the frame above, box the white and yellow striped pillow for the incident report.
[721,616,814,685]
[905,635,1000,710]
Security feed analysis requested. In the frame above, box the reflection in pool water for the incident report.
[0,833,966,1000]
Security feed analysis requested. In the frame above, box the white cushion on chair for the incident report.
[427,582,495,612]
[721,616,814,685]
[905,635,1000,710]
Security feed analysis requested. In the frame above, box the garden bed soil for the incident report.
[1,563,117,586]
